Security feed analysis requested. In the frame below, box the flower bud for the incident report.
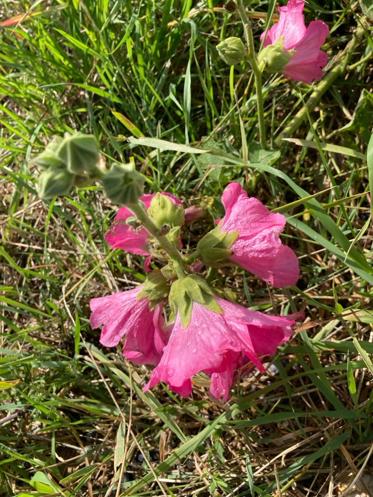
[216,37,246,65]
[184,205,204,223]
[37,166,75,200]
[147,193,184,230]
[169,275,221,327]
[33,137,64,169]
[197,226,238,267]
[102,163,144,205]
[258,41,293,74]
[56,133,100,176]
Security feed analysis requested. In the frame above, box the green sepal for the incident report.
[57,133,100,176]
[102,163,144,205]
[147,193,184,229]
[197,226,238,266]
[258,40,294,74]
[37,166,75,200]
[169,275,222,327]
[165,226,181,245]
[137,271,169,305]
[216,37,246,65]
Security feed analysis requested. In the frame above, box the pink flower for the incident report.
[90,286,168,365]
[105,193,182,256]
[218,183,299,287]
[261,0,329,83]
[145,298,296,400]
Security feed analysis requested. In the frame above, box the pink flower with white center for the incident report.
[260,0,329,83]
[90,286,168,366]
[219,182,299,288]
[145,297,296,400]
[105,193,182,256]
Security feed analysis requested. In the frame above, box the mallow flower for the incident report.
[145,278,296,400]
[198,183,299,288]
[90,274,169,365]
[105,193,183,256]
[259,0,329,83]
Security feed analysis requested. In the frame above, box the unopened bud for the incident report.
[197,226,238,266]
[33,137,64,169]
[37,166,74,200]
[147,193,184,229]
[258,41,293,73]
[57,133,100,176]
[185,205,204,223]
[217,37,246,65]
[102,163,144,205]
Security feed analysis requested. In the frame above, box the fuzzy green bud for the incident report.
[147,193,184,230]
[33,137,64,169]
[216,37,246,65]
[257,41,293,74]
[102,163,144,205]
[169,275,221,327]
[56,133,100,176]
[197,226,238,266]
[37,166,75,200]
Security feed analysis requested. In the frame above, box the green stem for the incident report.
[236,0,266,148]
[128,201,186,279]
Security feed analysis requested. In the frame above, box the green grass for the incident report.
[1,1,372,496]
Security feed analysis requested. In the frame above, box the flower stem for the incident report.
[128,201,186,278]
[236,0,266,149]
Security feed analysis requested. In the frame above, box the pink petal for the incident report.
[220,185,286,239]
[284,21,329,82]
[145,297,297,399]
[285,50,328,83]
[105,223,149,255]
[220,183,299,287]
[261,0,306,50]
[209,351,240,402]
[145,304,241,394]
[123,304,167,365]
[90,288,167,366]
[90,288,144,347]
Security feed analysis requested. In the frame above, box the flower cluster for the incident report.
[90,183,300,401]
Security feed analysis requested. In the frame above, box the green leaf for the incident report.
[112,111,144,138]
[0,379,20,389]
[30,472,64,495]
[114,422,126,470]
[128,136,208,154]
[283,138,366,161]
